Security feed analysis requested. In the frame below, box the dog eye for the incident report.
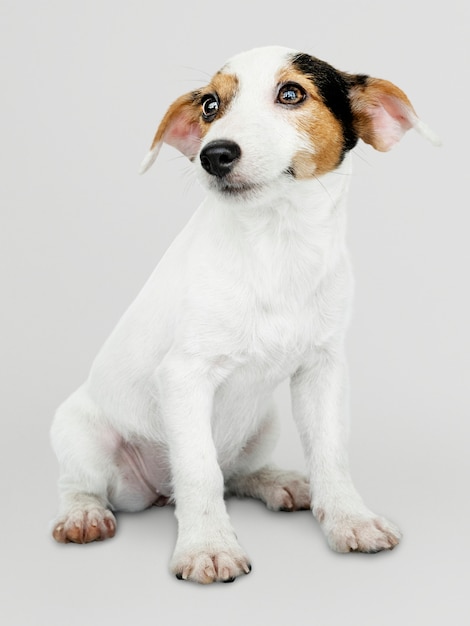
[201,94,219,121]
[277,83,306,106]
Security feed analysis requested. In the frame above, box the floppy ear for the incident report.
[139,92,202,174]
[348,77,441,151]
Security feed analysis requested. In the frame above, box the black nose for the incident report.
[200,140,241,177]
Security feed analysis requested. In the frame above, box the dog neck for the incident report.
[195,155,353,301]
[203,154,352,243]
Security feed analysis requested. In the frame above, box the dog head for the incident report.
[140,46,439,199]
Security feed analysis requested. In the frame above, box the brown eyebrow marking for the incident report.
[197,72,239,122]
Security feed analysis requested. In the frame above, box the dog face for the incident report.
[140,46,436,199]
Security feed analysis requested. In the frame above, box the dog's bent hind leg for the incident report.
[50,387,122,543]
[50,386,163,543]
[225,408,311,512]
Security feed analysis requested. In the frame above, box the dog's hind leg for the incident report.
[225,409,311,512]
[226,466,311,512]
[51,493,117,544]
[50,387,122,544]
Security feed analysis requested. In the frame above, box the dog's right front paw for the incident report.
[171,544,252,584]
[52,507,116,544]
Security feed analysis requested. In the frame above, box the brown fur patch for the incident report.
[198,72,239,125]
[277,67,345,177]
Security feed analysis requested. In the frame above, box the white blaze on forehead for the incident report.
[221,46,298,97]
[223,45,298,74]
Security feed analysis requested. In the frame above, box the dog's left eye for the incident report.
[277,83,307,106]
[201,94,219,121]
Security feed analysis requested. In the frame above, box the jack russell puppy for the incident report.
[51,45,439,583]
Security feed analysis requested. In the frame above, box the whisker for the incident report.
[326,170,351,177]
[178,65,212,79]
[167,154,188,164]
[313,175,338,210]
[352,147,373,167]
[182,173,197,196]
[177,79,210,84]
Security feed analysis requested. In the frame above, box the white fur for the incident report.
[51,46,437,583]
[412,117,442,146]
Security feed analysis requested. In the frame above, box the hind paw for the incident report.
[52,503,116,544]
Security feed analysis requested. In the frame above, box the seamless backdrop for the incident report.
[1,1,469,625]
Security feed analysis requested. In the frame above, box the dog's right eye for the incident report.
[201,94,219,121]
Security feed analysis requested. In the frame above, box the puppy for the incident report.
[51,45,439,583]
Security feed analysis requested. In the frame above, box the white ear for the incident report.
[350,77,441,151]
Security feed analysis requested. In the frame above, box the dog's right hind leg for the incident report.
[50,387,118,544]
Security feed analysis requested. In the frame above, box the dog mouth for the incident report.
[202,165,296,199]
[205,175,264,198]
[215,179,261,196]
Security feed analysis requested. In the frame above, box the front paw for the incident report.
[319,511,401,553]
[171,542,252,584]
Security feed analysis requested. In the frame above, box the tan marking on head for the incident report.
[198,71,239,125]
[277,67,345,178]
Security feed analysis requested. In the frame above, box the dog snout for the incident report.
[200,140,241,178]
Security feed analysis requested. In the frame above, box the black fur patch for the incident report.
[291,53,368,159]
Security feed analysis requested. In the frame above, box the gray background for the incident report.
[1,1,468,624]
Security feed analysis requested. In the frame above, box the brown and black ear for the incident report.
[140,92,202,174]
[348,76,441,151]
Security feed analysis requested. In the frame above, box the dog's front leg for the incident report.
[290,347,401,553]
[154,356,251,583]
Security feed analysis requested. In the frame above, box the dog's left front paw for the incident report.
[321,512,401,553]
